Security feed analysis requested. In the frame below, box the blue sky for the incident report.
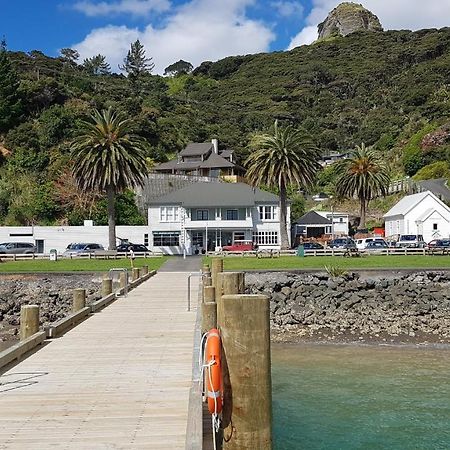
[1,0,448,74]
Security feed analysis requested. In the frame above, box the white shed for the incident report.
[384,191,450,242]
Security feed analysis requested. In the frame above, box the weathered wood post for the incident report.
[216,272,245,325]
[19,305,40,340]
[132,267,140,281]
[221,294,272,449]
[141,265,149,276]
[119,271,128,289]
[202,286,217,333]
[102,278,113,297]
[72,288,86,312]
[204,276,212,287]
[210,258,223,288]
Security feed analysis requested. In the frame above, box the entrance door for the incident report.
[35,239,44,253]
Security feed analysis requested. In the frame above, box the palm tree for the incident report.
[71,107,148,250]
[334,143,390,229]
[245,121,321,249]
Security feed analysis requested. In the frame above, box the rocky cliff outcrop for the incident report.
[318,2,383,40]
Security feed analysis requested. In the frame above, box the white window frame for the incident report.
[160,206,179,222]
[226,209,239,220]
[253,231,279,245]
[196,209,209,221]
[258,205,277,221]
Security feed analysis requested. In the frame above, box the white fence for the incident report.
[0,251,164,261]
[207,247,449,257]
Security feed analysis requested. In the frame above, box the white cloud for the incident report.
[73,0,170,17]
[73,0,275,74]
[287,25,317,49]
[271,1,304,18]
[288,0,450,50]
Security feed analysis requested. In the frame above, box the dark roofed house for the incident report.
[147,182,287,255]
[153,139,245,181]
[293,211,332,239]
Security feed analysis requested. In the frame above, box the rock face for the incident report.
[318,2,383,40]
[246,272,450,344]
[0,274,102,341]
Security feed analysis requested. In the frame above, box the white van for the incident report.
[396,235,426,248]
[355,237,387,250]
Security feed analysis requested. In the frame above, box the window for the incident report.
[252,231,279,245]
[433,223,438,230]
[160,206,179,222]
[192,231,204,247]
[258,206,277,220]
[144,234,149,246]
[153,232,180,246]
[196,209,209,221]
[233,232,245,241]
[226,209,238,220]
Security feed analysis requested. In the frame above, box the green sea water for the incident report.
[272,344,450,450]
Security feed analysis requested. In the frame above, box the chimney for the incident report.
[211,138,219,154]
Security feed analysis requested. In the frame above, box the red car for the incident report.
[222,240,254,252]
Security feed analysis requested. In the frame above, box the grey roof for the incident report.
[149,182,279,207]
[180,143,213,157]
[154,160,202,171]
[219,149,233,158]
[295,211,332,225]
[417,178,450,201]
[199,153,235,169]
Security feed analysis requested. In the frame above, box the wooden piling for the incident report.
[216,272,245,325]
[141,265,149,276]
[72,288,86,312]
[132,268,140,281]
[102,278,113,297]
[119,271,128,289]
[221,294,272,450]
[210,258,223,288]
[202,264,210,273]
[19,305,40,341]
[204,286,215,303]
[203,276,212,288]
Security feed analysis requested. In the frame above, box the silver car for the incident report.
[63,243,105,256]
[0,242,37,254]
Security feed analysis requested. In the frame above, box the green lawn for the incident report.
[0,257,168,273]
[204,255,450,271]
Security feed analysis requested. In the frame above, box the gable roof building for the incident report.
[148,182,287,254]
[384,190,450,241]
[153,139,245,181]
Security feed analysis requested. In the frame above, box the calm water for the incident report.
[272,344,450,450]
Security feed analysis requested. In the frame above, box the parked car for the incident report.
[301,242,324,250]
[396,235,426,248]
[0,242,36,254]
[116,243,149,252]
[63,243,105,255]
[328,238,356,249]
[427,239,450,249]
[222,240,254,252]
[355,237,387,250]
[363,241,388,252]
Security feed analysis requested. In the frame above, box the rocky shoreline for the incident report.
[246,271,450,345]
[0,274,102,343]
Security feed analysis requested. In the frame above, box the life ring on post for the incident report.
[205,328,223,415]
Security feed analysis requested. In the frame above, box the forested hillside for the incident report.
[1,27,450,226]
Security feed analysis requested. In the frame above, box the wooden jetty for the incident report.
[0,272,198,449]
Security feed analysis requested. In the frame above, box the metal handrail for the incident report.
[187,272,204,312]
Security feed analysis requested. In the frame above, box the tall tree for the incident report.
[246,121,321,249]
[334,143,390,228]
[0,39,22,132]
[60,48,80,66]
[71,108,148,249]
[164,60,193,76]
[82,54,111,75]
[119,40,154,78]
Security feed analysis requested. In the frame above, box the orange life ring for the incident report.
[205,328,223,415]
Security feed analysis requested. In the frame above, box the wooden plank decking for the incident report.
[0,272,198,449]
